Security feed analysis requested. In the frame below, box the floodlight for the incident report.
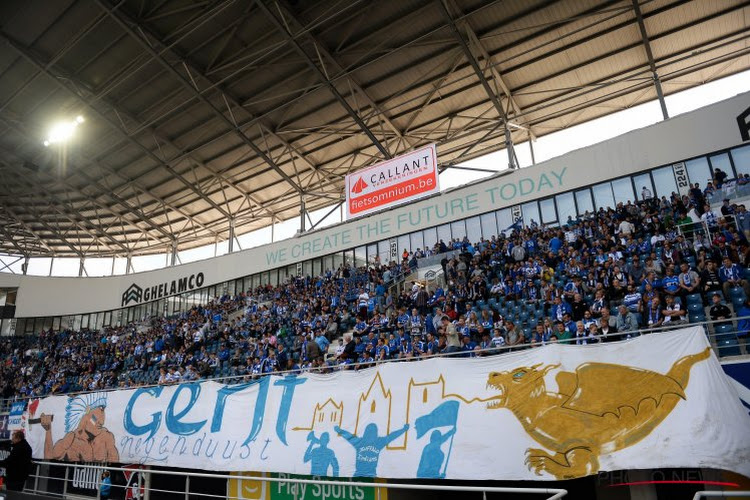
[43,116,84,146]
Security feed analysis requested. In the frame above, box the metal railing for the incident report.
[21,461,568,500]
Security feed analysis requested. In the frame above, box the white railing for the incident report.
[22,461,568,500]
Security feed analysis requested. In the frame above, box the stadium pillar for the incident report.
[78,257,84,277]
[271,215,275,242]
[228,219,235,254]
[300,195,307,233]
[21,255,29,275]
[528,131,536,165]
[170,241,178,266]
[632,0,669,120]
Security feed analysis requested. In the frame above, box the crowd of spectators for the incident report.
[2,178,750,401]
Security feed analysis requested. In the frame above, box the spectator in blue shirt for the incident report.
[720,257,750,300]
[100,471,111,500]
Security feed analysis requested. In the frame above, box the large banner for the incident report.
[345,144,439,218]
[26,328,750,480]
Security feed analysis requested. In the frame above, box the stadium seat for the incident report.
[687,302,703,313]
[686,294,702,306]
[689,313,707,324]
[717,338,742,357]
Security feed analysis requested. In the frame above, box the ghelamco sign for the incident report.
[345,144,439,218]
[121,272,205,306]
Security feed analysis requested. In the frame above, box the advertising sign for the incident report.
[0,414,9,440]
[8,401,25,432]
[346,144,439,218]
[228,472,387,500]
[26,328,750,481]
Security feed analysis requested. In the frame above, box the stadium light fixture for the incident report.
[43,115,84,146]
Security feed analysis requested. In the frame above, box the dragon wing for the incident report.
[560,362,686,417]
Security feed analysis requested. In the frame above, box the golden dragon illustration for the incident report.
[486,347,711,479]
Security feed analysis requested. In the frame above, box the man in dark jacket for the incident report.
[0,430,32,491]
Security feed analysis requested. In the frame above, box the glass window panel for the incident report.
[313,258,322,276]
[555,193,575,225]
[270,270,279,286]
[709,152,734,179]
[52,317,61,331]
[397,235,410,257]
[592,183,614,211]
[480,212,496,240]
[437,224,451,246]
[633,173,653,201]
[423,227,437,251]
[450,220,466,241]
[303,260,313,277]
[731,144,750,177]
[540,198,557,225]
[409,232,424,253]
[377,241,391,265]
[496,209,512,234]
[354,246,367,268]
[465,216,482,242]
[323,255,334,274]
[521,202,540,228]
[344,250,354,266]
[686,157,712,188]
[651,166,678,199]
[574,190,594,215]
[366,244,377,264]
[611,177,635,205]
[332,252,344,271]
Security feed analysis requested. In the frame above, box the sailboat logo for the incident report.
[351,177,368,194]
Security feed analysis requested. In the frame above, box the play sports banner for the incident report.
[26,327,750,480]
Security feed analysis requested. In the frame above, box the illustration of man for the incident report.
[417,428,456,478]
[304,431,339,477]
[40,393,119,462]
[333,423,409,477]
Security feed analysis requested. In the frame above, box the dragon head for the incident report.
[486,363,560,410]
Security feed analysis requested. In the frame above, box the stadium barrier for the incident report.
[23,461,569,500]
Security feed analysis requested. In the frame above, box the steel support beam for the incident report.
[438,0,516,169]
[95,0,305,197]
[228,219,235,253]
[275,1,404,142]
[0,34,228,241]
[309,201,344,231]
[299,195,306,233]
[255,0,391,160]
[632,0,669,120]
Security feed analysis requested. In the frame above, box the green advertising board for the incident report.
[228,472,387,500]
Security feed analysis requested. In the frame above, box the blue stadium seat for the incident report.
[686,294,702,306]
[717,337,742,357]
[732,296,745,310]
[689,313,706,323]
[729,287,746,300]
[687,302,703,313]
[714,324,734,337]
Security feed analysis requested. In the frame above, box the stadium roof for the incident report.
[0,0,748,259]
